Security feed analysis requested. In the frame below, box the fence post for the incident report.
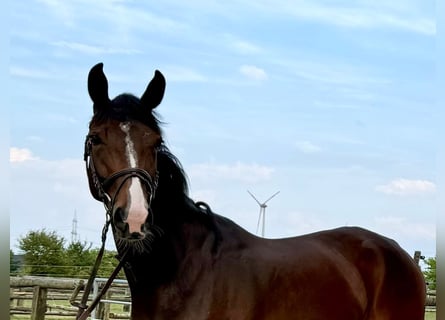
[103,290,111,320]
[31,285,47,320]
[413,251,421,265]
[16,288,25,307]
[123,287,130,312]
[96,284,111,320]
[413,251,425,267]
[9,288,14,308]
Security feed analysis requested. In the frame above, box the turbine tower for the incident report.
[247,190,280,237]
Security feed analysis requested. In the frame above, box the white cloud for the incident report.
[270,210,326,237]
[189,162,274,183]
[189,189,217,204]
[313,100,362,110]
[374,215,435,240]
[239,65,268,81]
[26,136,44,143]
[224,34,262,55]
[36,0,75,26]
[297,5,434,35]
[10,66,53,79]
[280,59,389,87]
[10,148,39,163]
[375,178,436,196]
[164,66,207,82]
[38,0,187,32]
[46,113,78,124]
[295,141,322,154]
[250,0,435,35]
[231,40,261,54]
[51,41,142,55]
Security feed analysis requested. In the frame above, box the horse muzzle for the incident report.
[113,206,149,241]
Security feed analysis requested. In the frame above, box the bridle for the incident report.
[83,134,159,212]
[71,134,160,320]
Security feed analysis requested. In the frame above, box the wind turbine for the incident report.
[247,190,280,237]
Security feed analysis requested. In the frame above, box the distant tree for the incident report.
[16,229,126,279]
[65,241,96,277]
[423,257,436,290]
[10,249,19,274]
[18,229,66,276]
[92,249,126,279]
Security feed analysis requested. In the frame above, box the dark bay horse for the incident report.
[84,63,425,319]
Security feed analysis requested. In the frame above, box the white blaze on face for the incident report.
[120,122,148,234]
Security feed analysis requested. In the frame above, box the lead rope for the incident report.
[73,141,124,319]
[71,212,128,320]
[76,250,129,320]
[70,215,110,319]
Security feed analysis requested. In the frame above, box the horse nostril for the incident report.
[114,207,126,224]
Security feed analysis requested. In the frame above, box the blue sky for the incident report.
[9,0,437,261]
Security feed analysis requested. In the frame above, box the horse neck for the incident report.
[121,195,216,288]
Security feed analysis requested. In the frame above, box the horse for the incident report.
[84,62,426,320]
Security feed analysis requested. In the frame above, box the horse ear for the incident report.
[88,63,110,113]
[140,70,166,110]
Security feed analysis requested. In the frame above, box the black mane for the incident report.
[156,146,189,198]
[90,94,162,134]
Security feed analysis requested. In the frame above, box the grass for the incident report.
[10,311,437,320]
[10,298,436,319]
[424,310,436,320]
[10,299,129,319]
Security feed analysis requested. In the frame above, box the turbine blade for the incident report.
[247,190,262,206]
[263,191,280,204]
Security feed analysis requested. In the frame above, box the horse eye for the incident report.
[89,134,102,145]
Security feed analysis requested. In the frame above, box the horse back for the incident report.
[203,225,426,319]
[132,225,426,320]
[298,226,426,320]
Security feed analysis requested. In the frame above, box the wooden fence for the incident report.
[10,276,131,320]
[425,290,436,312]
[11,275,436,319]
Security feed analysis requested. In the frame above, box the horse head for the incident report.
[85,63,166,249]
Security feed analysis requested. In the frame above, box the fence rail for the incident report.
[10,275,436,319]
[425,289,436,310]
[10,276,131,320]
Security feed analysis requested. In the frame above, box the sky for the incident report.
[9,0,437,263]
